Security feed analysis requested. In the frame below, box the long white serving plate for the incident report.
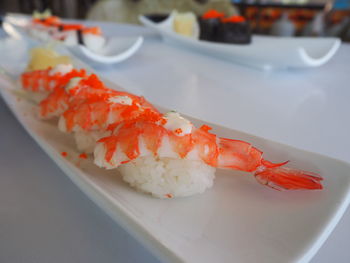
[1,37,350,263]
[139,14,341,70]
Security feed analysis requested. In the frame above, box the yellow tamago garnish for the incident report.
[27,47,71,71]
[32,9,52,19]
[173,11,197,38]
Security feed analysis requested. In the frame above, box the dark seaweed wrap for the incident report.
[216,21,251,44]
[198,17,220,42]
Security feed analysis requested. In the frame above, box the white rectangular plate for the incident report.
[1,37,350,263]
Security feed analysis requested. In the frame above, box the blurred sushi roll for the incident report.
[29,11,106,52]
[198,9,225,42]
[216,16,251,44]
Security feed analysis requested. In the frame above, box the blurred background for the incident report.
[0,0,349,41]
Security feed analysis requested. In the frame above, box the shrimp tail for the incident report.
[254,163,323,190]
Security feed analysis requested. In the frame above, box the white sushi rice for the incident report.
[62,31,78,46]
[118,156,216,198]
[20,89,50,104]
[83,33,106,52]
[74,130,110,153]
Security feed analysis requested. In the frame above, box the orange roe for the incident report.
[200,125,212,132]
[221,16,246,23]
[61,151,68,157]
[79,153,88,159]
[32,16,61,27]
[165,193,173,198]
[61,24,84,31]
[80,74,105,90]
[202,9,225,19]
[44,16,61,26]
[98,136,118,164]
[174,128,183,135]
[83,27,102,35]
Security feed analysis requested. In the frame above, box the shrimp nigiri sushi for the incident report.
[56,26,106,52]
[21,64,77,103]
[94,111,323,198]
[55,75,160,153]
[19,47,88,104]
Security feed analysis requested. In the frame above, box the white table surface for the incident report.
[1,19,350,263]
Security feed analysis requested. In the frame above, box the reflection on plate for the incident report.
[140,14,341,70]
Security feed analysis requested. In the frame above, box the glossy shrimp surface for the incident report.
[21,67,62,93]
[56,75,160,133]
[59,95,160,133]
[39,72,111,119]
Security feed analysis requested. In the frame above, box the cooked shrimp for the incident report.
[94,111,323,190]
[21,66,65,93]
[58,93,160,153]
[38,72,110,119]
[57,75,159,133]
